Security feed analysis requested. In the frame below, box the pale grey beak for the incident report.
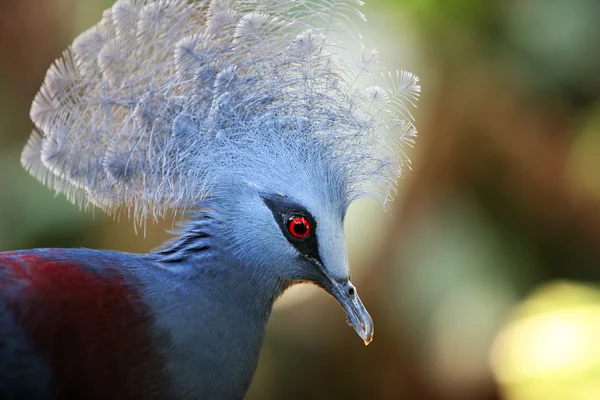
[326,278,374,345]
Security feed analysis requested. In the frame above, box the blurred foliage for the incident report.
[1,0,600,399]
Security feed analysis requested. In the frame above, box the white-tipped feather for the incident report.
[72,26,107,75]
[23,0,419,224]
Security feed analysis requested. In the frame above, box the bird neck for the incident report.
[148,211,285,396]
[152,207,286,322]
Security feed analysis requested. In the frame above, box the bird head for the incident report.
[260,191,374,345]
[207,138,374,343]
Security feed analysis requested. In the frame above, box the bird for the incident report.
[0,0,419,398]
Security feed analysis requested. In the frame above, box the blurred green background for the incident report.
[2,0,600,399]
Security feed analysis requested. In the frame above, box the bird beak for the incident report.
[322,276,374,345]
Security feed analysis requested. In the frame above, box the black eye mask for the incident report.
[261,194,323,265]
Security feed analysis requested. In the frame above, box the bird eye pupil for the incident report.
[288,216,310,239]
[293,222,306,235]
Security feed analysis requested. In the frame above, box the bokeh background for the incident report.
[2,0,600,399]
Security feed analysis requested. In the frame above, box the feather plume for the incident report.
[23,0,420,224]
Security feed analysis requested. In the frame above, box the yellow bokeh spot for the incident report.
[490,281,600,400]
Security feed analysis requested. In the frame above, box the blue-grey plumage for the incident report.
[0,186,370,398]
[0,246,274,399]
[2,0,419,398]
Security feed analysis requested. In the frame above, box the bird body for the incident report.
[0,246,277,399]
[0,0,419,398]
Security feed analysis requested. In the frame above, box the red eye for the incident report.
[288,216,311,239]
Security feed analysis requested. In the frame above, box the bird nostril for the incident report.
[348,287,355,297]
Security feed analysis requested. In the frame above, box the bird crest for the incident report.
[22,0,420,226]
